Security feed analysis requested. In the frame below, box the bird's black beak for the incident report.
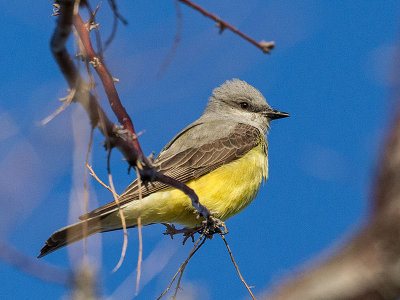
[264,109,290,120]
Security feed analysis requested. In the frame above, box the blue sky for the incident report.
[1,1,400,299]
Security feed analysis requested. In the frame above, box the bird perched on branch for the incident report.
[38,79,289,258]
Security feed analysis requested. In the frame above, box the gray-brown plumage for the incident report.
[80,123,263,220]
[38,79,289,258]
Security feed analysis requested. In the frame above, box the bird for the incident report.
[38,79,289,258]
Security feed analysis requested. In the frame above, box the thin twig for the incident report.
[135,167,143,295]
[157,233,206,300]
[104,0,128,49]
[173,237,206,299]
[82,126,94,256]
[41,88,76,125]
[178,0,275,54]
[84,0,104,60]
[106,151,129,273]
[86,1,102,29]
[220,234,256,300]
[108,0,128,24]
[86,164,119,198]
[79,18,128,272]
[157,0,183,77]
[86,161,128,269]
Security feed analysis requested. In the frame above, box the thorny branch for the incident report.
[51,0,138,165]
[73,12,144,156]
[51,0,215,227]
[178,0,275,54]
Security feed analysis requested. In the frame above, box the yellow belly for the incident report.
[122,144,268,228]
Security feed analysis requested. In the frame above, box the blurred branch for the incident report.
[157,0,183,77]
[104,0,128,49]
[51,0,139,166]
[262,61,400,300]
[178,0,275,54]
[135,167,143,295]
[71,261,98,300]
[0,240,71,285]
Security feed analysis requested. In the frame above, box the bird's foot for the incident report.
[161,217,227,245]
[162,223,202,244]
[201,216,228,237]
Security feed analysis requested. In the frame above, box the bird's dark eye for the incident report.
[240,102,249,109]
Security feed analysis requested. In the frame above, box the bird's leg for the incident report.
[192,208,228,237]
[201,216,228,237]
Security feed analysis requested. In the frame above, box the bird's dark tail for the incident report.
[38,217,105,258]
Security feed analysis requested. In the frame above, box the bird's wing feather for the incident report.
[79,122,264,220]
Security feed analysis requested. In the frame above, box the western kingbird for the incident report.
[38,79,289,258]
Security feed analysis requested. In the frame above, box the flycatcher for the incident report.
[38,79,289,258]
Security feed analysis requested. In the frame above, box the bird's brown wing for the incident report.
[79,123,265,220]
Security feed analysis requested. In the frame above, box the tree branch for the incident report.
[50,1,213,222]
[50,0,140,165]
[178,0,275,54]
[74,13,144,156]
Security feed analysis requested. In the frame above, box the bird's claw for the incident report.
[202,216,227,237]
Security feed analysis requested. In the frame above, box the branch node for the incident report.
[215,21,226,34]
[89,57,101,68]
[87,1,102,26]
[89,22,100,31]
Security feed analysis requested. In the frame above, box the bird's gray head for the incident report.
[202,79,289,132]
